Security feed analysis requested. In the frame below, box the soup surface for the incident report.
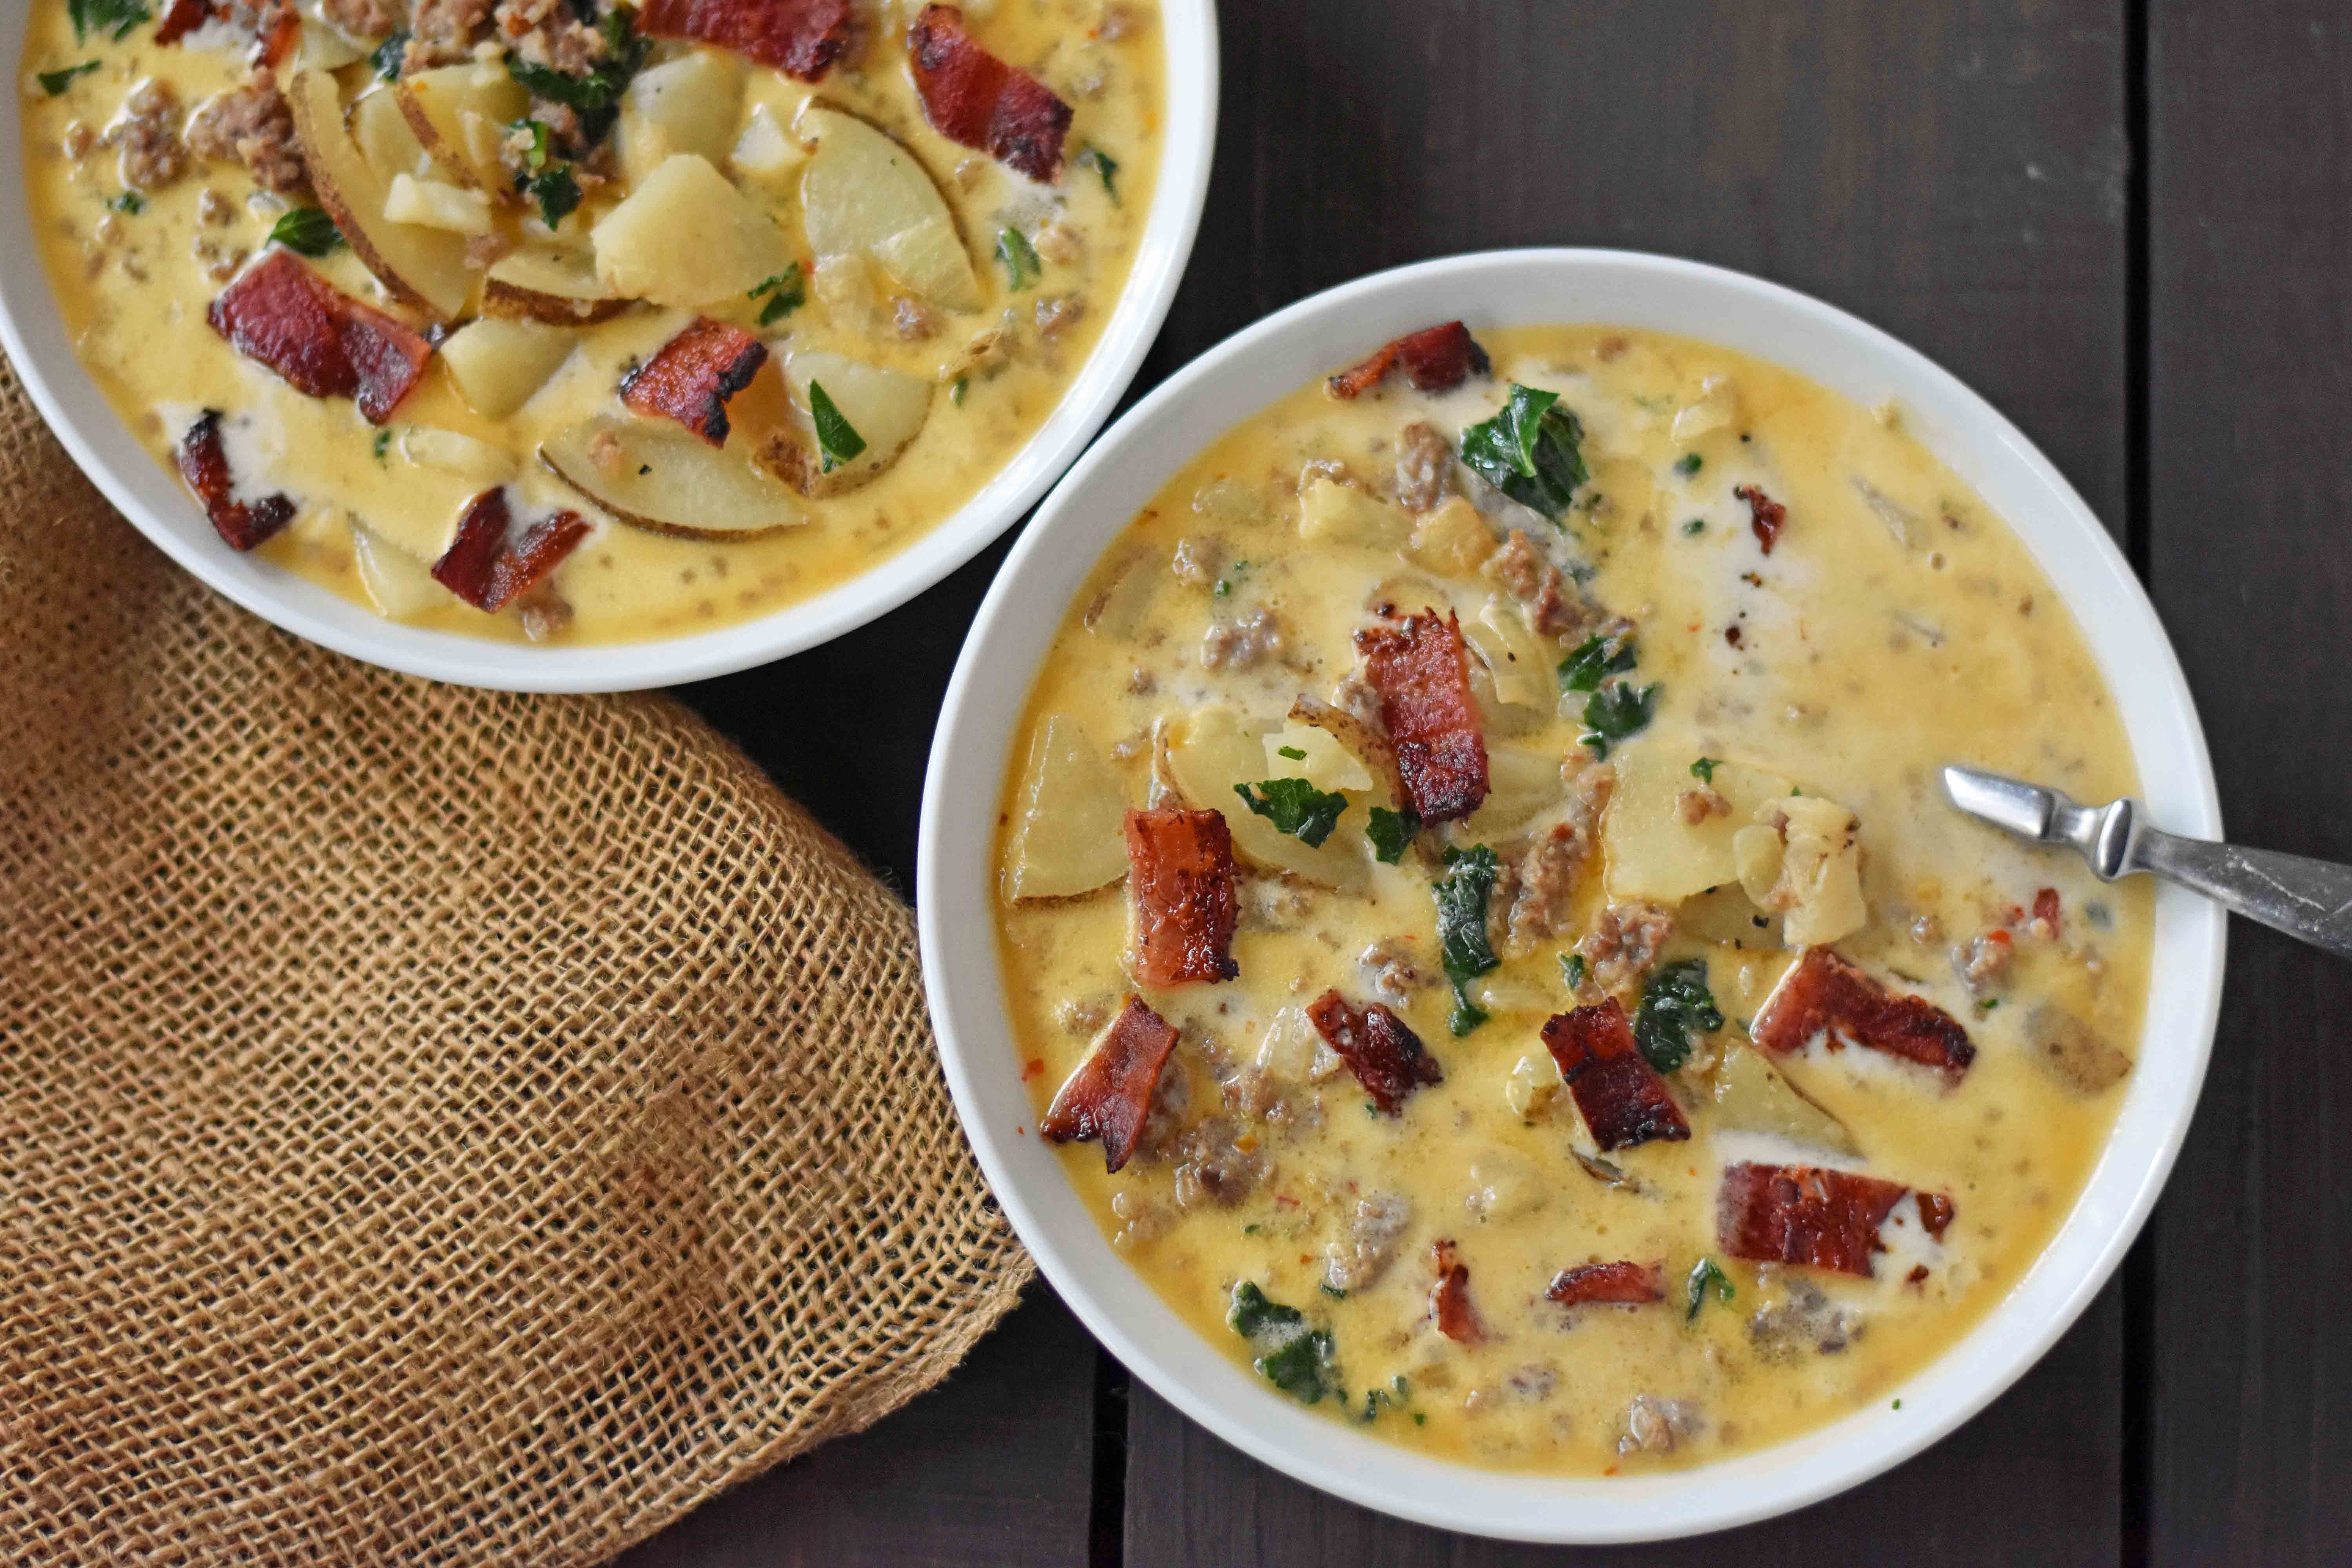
[22,0,1161,644]
[993,322,2151,1472]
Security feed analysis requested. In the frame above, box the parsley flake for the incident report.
[1685,1257,1735,1321]
[1674,452,1703,477]
[995,226,1042,290]
[37,61,99,95]
[807,380,866,473]
[748,263,806,326]
[1075,144,1120,204]
[1690,757,1720,784]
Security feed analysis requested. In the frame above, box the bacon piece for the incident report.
[430,489,591,612]
[1545,1259,1665,1307]
[1718,1162,1947,1277]
[154,0,214,45]
[1306,989,1443,1115]
[1917,1192,1955,1241]
[207,251,431,426]
[1541,1000,1690,1151]
[908,4,1073,183]
[621,317,769,447]
[1429,1239,1485,1343]
[1751,946,1976,1083]
[1124,807,1239,987]
[1038,996,1180,1173]
[1326,321,1492,400]
[638,0,858,81]
[1354,610,1488,823]
[176,410,295,552]
[1735,483,1786,554]
[2032,886,2062,938]
[252,1,300,67]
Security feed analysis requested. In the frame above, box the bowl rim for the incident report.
[0,3,1219,693]
[917,247,2227,1542]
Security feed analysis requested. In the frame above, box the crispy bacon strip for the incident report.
[1306,989,1443,1115]
[1541,1000,1690,1151]
[1429,1239,1485,1343]
[207,251,432,426]
[176,410,295,552]
[1751,946,1976,1083]
[621,317,769,447]
[1545,1259,1665,1307]
[154,0,214,45]
[638,0,858,81]
[908,4,1073,183]
[1735,483,1786,554]
[1326,321,1492,400]
[1718,1162,1948,1277]
[430,489,591,613]
[1038,996,1180,1173]
[1124,807,1240,987]
[1354,610,1488,823]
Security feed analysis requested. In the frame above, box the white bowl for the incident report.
[0,8,1218,692]
[918,249,2225,1542]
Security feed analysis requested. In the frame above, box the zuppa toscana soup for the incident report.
[992,321,2151,1472]
[22,0,1160,642]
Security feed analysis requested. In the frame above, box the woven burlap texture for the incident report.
[0,358,1031,1564]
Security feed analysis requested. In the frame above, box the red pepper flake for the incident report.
[1751,946,1976,1084]
[1717,1162,1934,1277]
[1545,1259,1665,1307]
[1326,321,1492,400]
[1021,1058,1044,1082]
[1541,1000,1691,1151]
[1038,996,1180,1173]
[1355,610,1489,823]
[430,489,591,613]
[1306,989,1443,1115]
[638,0,858,82]
[620,316,769,447]
[154,0,212,45]
[2031,886,2062,940]
[1906,1264,1930,1285]
[175,410,295,552]
[908,4,1073,182]
[207,250,431,426]
[1734,483,1787,554]
[252,2,299,66]
[1124,807,1240,987]
[1429,1239,1486,1343]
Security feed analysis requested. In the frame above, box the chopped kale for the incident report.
[37,61,99,95]
[995,226,1042,290]
[1682,517,1706,536]
[1434,845,1501,1036]
[950,376,970,407]
[1228,1282,1336,1404]
[505,4,645,145]
[68,0,148,45]
[1558,630,1637,693]
[372,28,411,80]
[1075,144,1120,204]
[106,191,144,215]
[1690,757,1720,785]
[1559,951,1587,990]
[1457,382,1588,523]
[749,262,806,325]
[521,165,581,229]
[807,381,866,473]
[1233,778,1348,848]
[1685,1256,1735,1321]
[1579,679,1659,758]
[1319,1282,1347,1299]
[1633,958,1722,1073]
[1366,804,1420,865]
[372,428,391,463]
[1674,452,1703,477]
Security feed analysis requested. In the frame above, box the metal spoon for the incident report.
[1942,765,2352,962]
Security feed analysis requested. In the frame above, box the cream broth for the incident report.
[21,0,1162,644]
[994,325,2151,1472]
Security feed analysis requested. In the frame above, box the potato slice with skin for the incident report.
[1712,1044,1860,1156]
[592,154,790,308]
[1263,722,1373,793]
[1161,706,1367,889]
[1004,714,1131,900]
[350,519,454,615]
[483,246,631,324]
[1287,695,1400,806]
[400,426,516,486]
[767,348,931,496]
[540,416,804,540]
[289,71,473,320]
[349,83,430,180]
[440,317,577,419]
[1298,476,1412,549]
[1603,749,1795,904]
[397,62,529,194]
[797,103,982,313]
[618,50,746,187]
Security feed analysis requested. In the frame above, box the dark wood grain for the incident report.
[2142,3,2352,1562]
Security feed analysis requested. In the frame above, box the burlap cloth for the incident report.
[0,357,1032,1564]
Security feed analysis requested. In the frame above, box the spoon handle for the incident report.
[1940,765,2352,962]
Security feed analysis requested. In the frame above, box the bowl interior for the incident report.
[918,249,2225,1543]
[0,5,1218,692]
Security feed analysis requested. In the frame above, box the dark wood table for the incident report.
[622,1,2352,1560]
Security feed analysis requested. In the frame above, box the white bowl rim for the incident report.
[0,4,1219,693]
[918,247,2226,1543]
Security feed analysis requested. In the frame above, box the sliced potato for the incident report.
[399,425,517,486]
[1161,706,1368,889]
[541,416,804,540]
[483,245,631,324]
[2024,1004,2134,1094]
[289,70,474,319]
[730,102,805,187]
[1712,1044,1860,1156]
[797,103,981,312]
[1671,374,1740,445]
[592,152,789,309]
[1080,547,1160,640]
[767,348,931,496]
[1287,695,1401,807]
[1603,749,1795,904]
[1466,599,1550,708]
[349,519,454,615]
[1408,495,1497,578]
[1735,794,1868,947]
[1298,475,1411,549]
[440,317,578,419]
[1004,714,1131,900]
[1263,721,1374,793]
[296,15,369,71]
[1458,744,1565,841]
[617,50,745,186]
[384,172,493,235]
[348,85,429,181]
[397,61,528,194]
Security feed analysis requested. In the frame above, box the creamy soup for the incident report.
[22,0,1161,644]
[993,323,2150,1472]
